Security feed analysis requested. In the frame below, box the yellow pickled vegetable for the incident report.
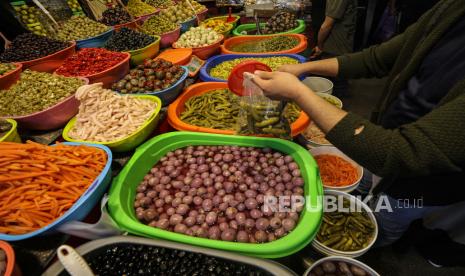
[201,19,232,34]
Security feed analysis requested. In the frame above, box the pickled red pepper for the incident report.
[55,48,127,76]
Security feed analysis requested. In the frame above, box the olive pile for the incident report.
[99,6,132,26]
[308,260,374,276]
[0,33,69,62]
[55,16,110,41]
[0,63,16,76]
[82,244,270,276]
[188,0,207,13]
[160,2,197,23]
[12,4,47,36]
[230,36,300,53]
[127,0,157,17]
[263,11,298,34]
[141,15,179,36]
[0,120,12,139]
[104,27,155,52]
[145,0,175,9]
[0,70,84,117]
[112,59,183,93]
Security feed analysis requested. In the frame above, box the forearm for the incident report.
[296,58,339,77]
[317,23,332,49]
[293,84,347,133]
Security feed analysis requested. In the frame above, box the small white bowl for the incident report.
[303,256,380,276]
[303,77,334,94]
[309,146,363,192]
[311,190,378,258]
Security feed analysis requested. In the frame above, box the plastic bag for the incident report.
[236,73,291,139]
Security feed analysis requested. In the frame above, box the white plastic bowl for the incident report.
[309,146,363,192]
[303,256,380,276]
[311,190,378,258]
[303,77,333,94]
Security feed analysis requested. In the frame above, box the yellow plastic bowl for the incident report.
[62,95,162,152]
[0,119,21,143]
[126,35,161,66]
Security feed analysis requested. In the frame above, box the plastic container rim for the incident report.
[132,66,189,96]
[0,142,113,241]
[75,27,114,43]
[62,95,162,146]
[1,77,88,120]
[233,19,305,36]
[0,119,18,142]
[222,33,307,54]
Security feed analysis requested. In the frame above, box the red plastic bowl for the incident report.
[55,52,130,88]
[0,63,22,90]
[19,41,76,72]
[172,34,223,60]
[196,8,208,22]
[113,17,143,30]
[4,77,89,131]
[0,240,15,276]
[160,26,182,48]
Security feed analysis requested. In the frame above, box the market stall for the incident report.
[0,1,380,275]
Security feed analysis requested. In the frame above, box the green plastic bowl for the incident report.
[0,119,21,143]
[108,131,323,258]
[233,19,305,36]
[126,35,161,66]
[62,95,162,152]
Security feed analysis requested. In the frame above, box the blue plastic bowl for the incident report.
[200,54,308,82]
[0,142,113,241]
[76,28,114,49]
[181,17,197,33]
[137,66,189,106]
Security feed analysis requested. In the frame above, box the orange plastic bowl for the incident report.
[4,77,89,131]
[0,63,22,90]
[167,82,310,137]
[55,52,130,88]
[172,34,223,60]
[221,34,307,55]
[0,240,15,276]
[19,41,76,72]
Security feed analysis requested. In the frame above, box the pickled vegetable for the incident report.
[201,19,232,35]
[0,63,16,76]
[180,89,301,131]
[0,119,12,139]
[316,198,376,252]
[54,16,110,41]
[262,11,298,34]
[230,36,300,53]
[174,27,220,48]
[160,1,199,23]
[210,57,299,80]
[145,0,175,9]
[0,34,69,62]
[0,70,84,117]
[127,0,157,17]
[141,15,179,36]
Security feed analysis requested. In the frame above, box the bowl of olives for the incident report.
[0,63,22,90]
[304,256,379,276]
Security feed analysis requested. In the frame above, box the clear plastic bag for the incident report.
[236,74,291,139]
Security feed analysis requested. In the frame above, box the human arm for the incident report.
[313,16,336,55]
[252,71,465,179]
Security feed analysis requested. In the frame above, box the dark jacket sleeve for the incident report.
[325,92,465,178]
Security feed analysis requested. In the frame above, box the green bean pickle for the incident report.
[316,199,376,252]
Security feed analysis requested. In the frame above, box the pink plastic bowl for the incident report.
[160,26,182,48]
[197,9,208,22]
[4,77,89,130]
[172,34,223,60]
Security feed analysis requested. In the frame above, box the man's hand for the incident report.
[310,46,323,59]
[251,71,309,101]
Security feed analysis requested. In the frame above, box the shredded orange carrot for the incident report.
[0,141,107,235]
[315,154,359,187]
